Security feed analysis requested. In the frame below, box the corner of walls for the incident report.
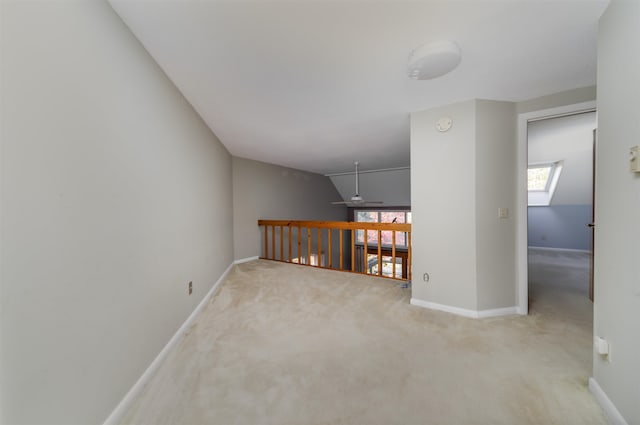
[103,262,235,425]
[410,99,519,316]
[589,378,630,425]
[231,157,347,261]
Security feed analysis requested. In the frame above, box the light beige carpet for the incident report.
[120,259,607,425]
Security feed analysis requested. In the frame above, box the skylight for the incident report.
[528,161,563,206]
[528,164,554,191]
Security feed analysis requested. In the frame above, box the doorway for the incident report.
[526,111,596,312]
[516,101,596,315]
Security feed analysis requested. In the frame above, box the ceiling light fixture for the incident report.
[407,40,462,80]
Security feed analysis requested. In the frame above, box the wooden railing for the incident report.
[257,220,411,281]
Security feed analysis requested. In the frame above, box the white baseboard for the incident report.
[234,256,259,264]
[410,298,518,319]
[103,262,234,425]
[589,378,628,425]
[477,306,519,318]
[528,246,591,254]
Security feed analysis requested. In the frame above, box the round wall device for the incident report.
[436,117,453,132]
[407,40,462,80]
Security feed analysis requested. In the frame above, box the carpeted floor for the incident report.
[120,253,606,425]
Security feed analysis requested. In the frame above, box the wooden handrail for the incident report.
[258,219,412,281]
[258,220,410,232]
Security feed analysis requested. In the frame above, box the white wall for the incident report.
[592,1,640,423]
[410,100,478,310]
[516,86,597,115]
[0,1,233,424]
[329,168,410,207]
[411,100,517,313]
[232,157,347,261]
[475,100,517,310]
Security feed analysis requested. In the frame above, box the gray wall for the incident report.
[232,157,347,261]
[410,99,517,312]
[475,100,517,311]
[528,206,592,250]
[411,100,478,310]
[527,112,595,250]
[0,1,233,424]
[516,86,596,115]
[329,168,410,206]
[593,1,640,423]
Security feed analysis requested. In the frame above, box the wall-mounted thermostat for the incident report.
[436,117,453,132]
[630,146,640,172]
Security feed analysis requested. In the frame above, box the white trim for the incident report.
[411,298,479,318]
[103,262,234,425]
[410,298,518,319]
[477,306,519,318]
[527,160,564,206]
[234,256,259,264]
[516,100,596,317]
[528,246,591,254]
[589,378,629,425]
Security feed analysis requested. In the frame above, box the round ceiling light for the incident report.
[407,40,462,80]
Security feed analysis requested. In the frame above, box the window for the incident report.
[354,210,411,248]
[368,255,403,278]
[528,161,563,206]
[291,253,324,267]
[528,163,555,191]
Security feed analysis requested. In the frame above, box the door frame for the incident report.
[516,100,597,315]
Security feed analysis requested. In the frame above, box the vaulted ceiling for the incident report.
[109,0,608,175]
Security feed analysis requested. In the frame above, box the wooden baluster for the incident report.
[339,230,344,270]
[377,230,382,276]
[328,229,332,269]
[298,226,302,263]
[271,226,275,260]
[307,228,311,266]
[351,229,355,272]
[288,226,292,262]
[407,231,412,281]
[363,229,368,275]
[392,231,397,279]
[264,225,268,259]
[256,220,411,280]
[318,228,322,267]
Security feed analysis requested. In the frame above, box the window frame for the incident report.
[351,207,411,249]
[527,160,563,206]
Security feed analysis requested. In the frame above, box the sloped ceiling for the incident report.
[329,168,411,207]
[108,0,608,175]
[528,112,597,205]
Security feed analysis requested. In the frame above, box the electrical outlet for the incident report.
[188,281,193,295]
[423,273,430,282]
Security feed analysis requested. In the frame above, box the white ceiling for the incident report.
[109,0,608,175]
